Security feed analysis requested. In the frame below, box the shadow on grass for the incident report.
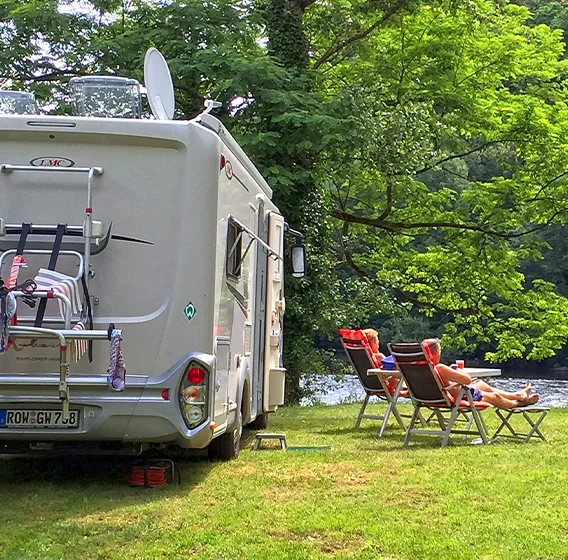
[0,451,214,488]
[0,453,215,559]
[0,427,260,488]
[317,421,490,452]
[318,423,397,437]
[0,430,266,557]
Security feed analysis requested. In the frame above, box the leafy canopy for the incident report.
[306,0,568,360]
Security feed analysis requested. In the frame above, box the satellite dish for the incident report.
[144,48,175,120]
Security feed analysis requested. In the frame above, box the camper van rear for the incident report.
[0,112,300,459]
[0,117,218,373]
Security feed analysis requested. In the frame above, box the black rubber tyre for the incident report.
[208,412,242,461]
[247,412,269,430]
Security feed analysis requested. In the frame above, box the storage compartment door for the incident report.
[214,337,231,425]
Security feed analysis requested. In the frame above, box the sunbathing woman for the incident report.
[422,338,539,409]
[363,328,400,393]
[362,328,386,366]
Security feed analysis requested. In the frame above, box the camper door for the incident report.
[262,212,286,412]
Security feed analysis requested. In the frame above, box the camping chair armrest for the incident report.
[442,382,462,391]
[443,378,478,390]
[367,368,402,378]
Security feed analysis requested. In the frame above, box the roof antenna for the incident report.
[202,99,222,115]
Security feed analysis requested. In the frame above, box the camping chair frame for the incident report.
[492,406,549,443]
[389,342,490,448]
[339,329,414,436]
[356,376,408,436]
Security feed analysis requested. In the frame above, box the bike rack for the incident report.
[0,164,115,419]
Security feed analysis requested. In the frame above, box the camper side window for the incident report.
[226,220,243,279]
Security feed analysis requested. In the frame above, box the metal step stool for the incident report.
[253,432,287,451]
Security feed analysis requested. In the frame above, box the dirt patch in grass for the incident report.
[268,461,381,484]
[381,487,434,511]
[336,469,378,487]
[227,464,262,477]
[262,462,383,500]
[267,528,364,554]
[62,511,143,528]
[263,485,301,503]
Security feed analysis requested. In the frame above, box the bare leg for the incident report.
[471,380,531,401]
[480,392,521,410]
[481,391,540,409]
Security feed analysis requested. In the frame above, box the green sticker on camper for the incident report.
[183,301,197,322]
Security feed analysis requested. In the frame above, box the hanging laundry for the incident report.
[107,329,126,391]
[0,292,16,353]
[5,255,28,350]
[6,255,27,289]
[70,320,87,362]
[34,268,81,321]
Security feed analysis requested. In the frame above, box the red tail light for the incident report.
[179,361,209,429]
[187,366,205,385]
[161,389,169,400]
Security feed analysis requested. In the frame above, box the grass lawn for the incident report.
[0,402,567,559]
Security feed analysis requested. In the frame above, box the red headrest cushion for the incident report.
[338,329,369,344]
[422,338,440,365]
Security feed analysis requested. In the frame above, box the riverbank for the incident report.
[301,374,568,407]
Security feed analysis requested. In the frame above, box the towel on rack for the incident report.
[34,268,81,321]
[70,320,87,362]
[6,255,27,289]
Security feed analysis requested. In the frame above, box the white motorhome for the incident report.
[0,50,305,460]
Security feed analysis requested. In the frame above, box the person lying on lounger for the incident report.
[422,338,539,409]
[363,328,400,393]
[362,328,385,366]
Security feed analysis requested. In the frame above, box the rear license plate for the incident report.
[0,409,79,429]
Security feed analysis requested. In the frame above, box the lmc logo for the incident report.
[30,157,75,168]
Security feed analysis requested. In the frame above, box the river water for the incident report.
[301,374,568,407]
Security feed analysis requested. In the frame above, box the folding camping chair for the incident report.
[338,329,412,436]
[388,342,491,447]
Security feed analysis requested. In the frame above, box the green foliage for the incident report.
[309,0,568,362]
[0,0,95,103]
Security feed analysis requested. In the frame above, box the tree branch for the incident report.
[331,207,568,238]
[313,0,409,69]
[529,169,568,202]
[390,285,480,315]
[415,139,503,175]
[342,222,370,280]
[0,69,79,83]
